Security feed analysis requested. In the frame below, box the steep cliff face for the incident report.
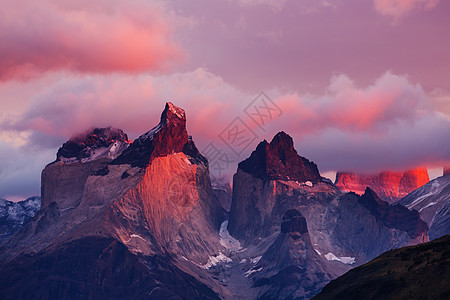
[41,127,131,210]
[0,103,226,298]
[335,168,429,203]
[110,152,224,260]
[212,182,233,212]
[228,131,324,242]
[429,202,450,240]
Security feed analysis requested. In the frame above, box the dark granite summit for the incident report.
[238,131,322,183]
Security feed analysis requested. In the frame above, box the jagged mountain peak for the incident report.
[162,102,186,122]
[357,187,428,239]
[238,131,321,183]
[359,187,389,211]
[114,102,205,168]
[270,131,294,148]
[56,127,131,163]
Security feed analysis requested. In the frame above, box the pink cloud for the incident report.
[374,0,440,20]
[0,0,182,81]
[273,72,427,135]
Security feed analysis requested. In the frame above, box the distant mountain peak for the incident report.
[56,127,131,163]
[335,168,430,203]
[0,196,41,243]
[238,131,321,182]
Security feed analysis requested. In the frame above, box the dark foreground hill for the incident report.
[313,234,450,300]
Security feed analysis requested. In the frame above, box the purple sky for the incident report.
[0,0,449,199]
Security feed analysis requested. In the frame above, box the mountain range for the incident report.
[0,196,40,243]
[0,102,448,299]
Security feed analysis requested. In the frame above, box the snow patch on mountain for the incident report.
[138,122,163,142]
[219,220,242,251]
[250,256,262,264]
[201,252,232,269]
[244,267,262,277]
[324,252,355,265]
[419,202,437,212]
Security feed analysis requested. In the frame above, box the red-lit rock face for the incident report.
[335,168,429,203]
[112,102,205,168]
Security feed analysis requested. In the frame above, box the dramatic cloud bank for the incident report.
[0,0,181,81]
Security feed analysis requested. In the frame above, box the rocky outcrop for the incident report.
[335,169,430,203]
[397,175,450,240]
[252,210,342,300]
[313,235,450,300]
[212,182,232,212]
[0,196,40,244]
